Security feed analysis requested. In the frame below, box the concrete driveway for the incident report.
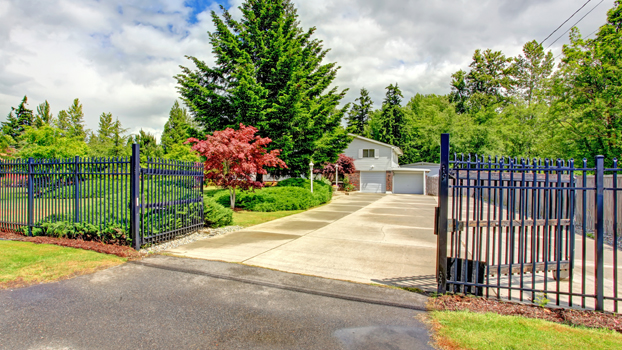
[168,193,438,290]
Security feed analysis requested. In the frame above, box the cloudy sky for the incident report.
[0,0,616,139]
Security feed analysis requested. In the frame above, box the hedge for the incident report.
[208,178,332,212]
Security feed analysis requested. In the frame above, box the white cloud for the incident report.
[0,0,616,138]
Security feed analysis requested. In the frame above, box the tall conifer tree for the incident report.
[346,88,373,135]
[176,0,350,177]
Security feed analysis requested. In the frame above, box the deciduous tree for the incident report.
[314,153,355,182]
[187,124,287,209]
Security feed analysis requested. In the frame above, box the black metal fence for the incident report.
[0,144,204,249]
[436,133,621,312]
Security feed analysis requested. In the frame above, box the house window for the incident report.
[363,149,375,158]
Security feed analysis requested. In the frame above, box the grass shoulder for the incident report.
[430,310,622,350]
[0,240,126,289]
[232,210,305,227]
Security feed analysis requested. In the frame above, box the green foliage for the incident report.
[57,98,88,141]
[131,129,163,160]
[176,0,349,177]
[34,101,54,128]
[203,196,233,227]
[17,125,90,159]
[207,178,332,212]
[1,96,34,139]
[546,3,622,166]
[88,113,130,157]
[19,220,131,245]
[346,88,373,135]
[343,176,355,192]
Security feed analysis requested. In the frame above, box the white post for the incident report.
[309,161,314,193]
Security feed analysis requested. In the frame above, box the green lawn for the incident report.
[431,310,622,350]
[232,210,305,227]
[0,241,126,289]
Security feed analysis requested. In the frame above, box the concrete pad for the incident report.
[167,231,299,261]
[168,194,439,290]
[248,219,332,235]
[244,236,436,285]
[290,210,353,221]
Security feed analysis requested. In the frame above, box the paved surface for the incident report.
[168,193,439,290]
[0,256,433,350]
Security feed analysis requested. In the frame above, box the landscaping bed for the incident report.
[430,294,622,333]
[0,230,141,258]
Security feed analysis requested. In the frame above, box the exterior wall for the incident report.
[386,171,393,193]
[346,171,361,191]
[401,163,440,177]
[343,137,398,172]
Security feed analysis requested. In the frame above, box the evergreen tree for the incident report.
[109,119,130,157]
[65,98,87,140]
[161,101,191,153]
[1,96,34,139]
[176,0,350,177]
[346,88,373,135]
[376,83,405,146]
[132,130,163,160]
[34,101,54,128]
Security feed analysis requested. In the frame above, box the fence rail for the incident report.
[0,145,204,249]
[436,133,621,312]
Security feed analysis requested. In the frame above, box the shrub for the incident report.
[20,220,131,245]
[204,196,233,227]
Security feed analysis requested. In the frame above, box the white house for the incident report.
[401,162,440,177]
[342,134,429,194]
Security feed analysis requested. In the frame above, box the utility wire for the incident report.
[540,0,593,44]
[546,0,604,48]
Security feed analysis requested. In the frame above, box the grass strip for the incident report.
[0,241,126,289]
[232,210,305,227]
[431,310,622,350]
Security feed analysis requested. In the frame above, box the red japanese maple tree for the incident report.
[186,124,287,209]
[314,153,356,182]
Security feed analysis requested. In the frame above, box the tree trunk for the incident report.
[229,187,236,209]
[256,173,263,184]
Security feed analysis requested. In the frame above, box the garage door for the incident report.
[393,172,424,194]
[360,172,386,193]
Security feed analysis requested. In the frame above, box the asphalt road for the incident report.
[0,256,434,350]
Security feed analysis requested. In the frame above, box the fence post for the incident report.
[74,156,80,223]
[437,133,450,294]
[130,144,141,250]
[595,155,605,311]
[27,157,34,237]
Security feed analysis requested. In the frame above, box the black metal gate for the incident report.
[129,145,204,249]
[436,133,622,312]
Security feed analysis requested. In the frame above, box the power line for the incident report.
[546,0,604,48]
[540,0,593,44]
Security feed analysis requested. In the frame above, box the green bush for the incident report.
[209,178,332,212]
[204,196,233,227]
[19,220,131,245]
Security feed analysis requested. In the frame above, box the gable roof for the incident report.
[348,133,403,156]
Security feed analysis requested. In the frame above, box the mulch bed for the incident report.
[431,294,622,333]
[0,231,142,259]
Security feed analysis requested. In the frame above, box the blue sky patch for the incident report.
[185,0,229,24]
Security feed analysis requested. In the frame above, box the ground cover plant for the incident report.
[430,310,622,350]
[0,240,126,289]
